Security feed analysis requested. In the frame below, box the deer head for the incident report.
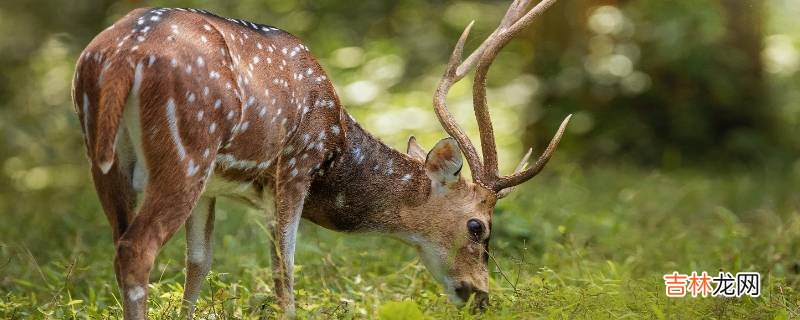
[394,0,570,309]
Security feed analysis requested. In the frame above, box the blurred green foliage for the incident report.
[0,0,798,202]
[527,0,799,166]
[0,0,799,318]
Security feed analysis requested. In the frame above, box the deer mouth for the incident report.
[452,281,489,311]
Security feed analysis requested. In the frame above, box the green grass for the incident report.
[1,163,800,319]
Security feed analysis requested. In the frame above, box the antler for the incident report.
[432,0,571,193]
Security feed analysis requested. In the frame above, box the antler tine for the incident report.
[433,20,485,183]
[506,0,559,36]
[495,114,572,191]
[471,0,559,185]
[513,147,534,173]
[503,0,536,26]
[495,147,532,198]
[455,0,537,79]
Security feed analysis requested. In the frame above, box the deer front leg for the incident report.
[268,178,308,317]
[183,197,216,319]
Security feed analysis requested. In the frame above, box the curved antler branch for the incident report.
[433,21,485,183]
[472,0,560,183]
[495,114,571,191]
[455,0,538,79]
[433,0,566,190]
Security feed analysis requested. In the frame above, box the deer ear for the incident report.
[407,136,427,161]
[425,138,463,186]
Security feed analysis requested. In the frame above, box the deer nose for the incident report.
[455,281,489,311]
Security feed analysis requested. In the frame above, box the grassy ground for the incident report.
[1,162,799,319]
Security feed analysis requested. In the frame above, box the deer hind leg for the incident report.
[182,196,216,319]
[91,156,136,244]
[91,157,136,294]
[115,83,219,320]
[116,181,206,320]
[91,123,138,294]
[115,151,214,320]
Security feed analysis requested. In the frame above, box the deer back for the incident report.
[73,7,346,189]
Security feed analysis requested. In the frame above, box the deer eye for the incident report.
[467,219,484,239]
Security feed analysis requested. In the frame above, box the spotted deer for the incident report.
[72,0,567,318]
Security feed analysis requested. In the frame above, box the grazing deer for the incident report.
[71,0,568,318]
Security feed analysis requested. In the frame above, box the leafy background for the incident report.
[1,0,799,318]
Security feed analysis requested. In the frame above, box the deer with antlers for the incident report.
[71,0,568,318]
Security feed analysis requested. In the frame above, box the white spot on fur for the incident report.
[385,159,394,175]
[127,286,145,302]
[165,99,187,160]
[335,193,345,208]
[352,147,363,164]
[216,153,258,170]
[187,159,200,177]
[98,160,113,174]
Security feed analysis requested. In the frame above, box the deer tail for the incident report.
[91,61,140,174]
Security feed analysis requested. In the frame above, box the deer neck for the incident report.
[304,114,431,233]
